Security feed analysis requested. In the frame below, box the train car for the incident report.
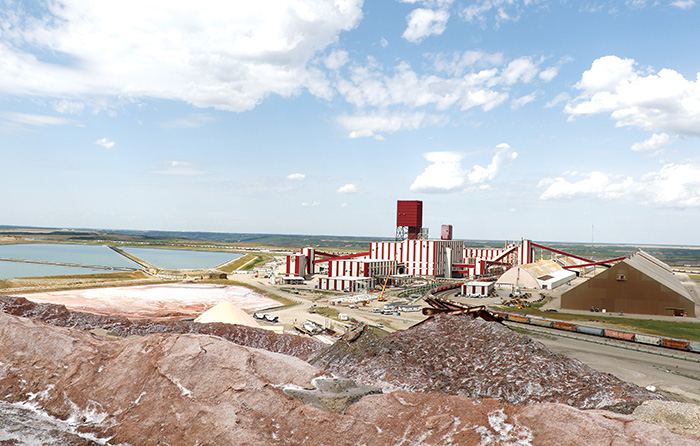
[688,341,700,353]
[507,314,529,323]
[604,329,635,341]
[528,317,553,328]
[576,325,604,337]
[553,321,577,332]
[635,334,662,346]
[661,338,690,351]
[490,310,509,321]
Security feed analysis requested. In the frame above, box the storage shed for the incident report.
[560,251,696,317]
[461,281,495,297]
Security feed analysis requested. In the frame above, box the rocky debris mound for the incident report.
[310,315,668,413]
[0,295,321,360]
[633,401,700,437]
[283,377,382,413]
[1,311,698,446]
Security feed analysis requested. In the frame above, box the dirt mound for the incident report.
[310,315,668,413]
[0,295,321,360]
[1,312,698,446]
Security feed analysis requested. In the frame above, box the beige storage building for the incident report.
[560,251,696,317]
[496,260,574,289]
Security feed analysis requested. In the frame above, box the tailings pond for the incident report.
[0,243,241,279]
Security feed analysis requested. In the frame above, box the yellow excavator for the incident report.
[377,258,397,301]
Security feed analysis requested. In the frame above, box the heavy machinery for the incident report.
[377,257,397,302]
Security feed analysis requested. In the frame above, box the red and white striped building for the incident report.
[285,254,307,278]
[327,259,394,278]
[300,247,315,275]
[318,276,375,292]
[369,239,464,277]
[461,281,495,297]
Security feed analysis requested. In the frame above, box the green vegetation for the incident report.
[498,306,700,342]
[315,306,338,319]
[218,254,255,273]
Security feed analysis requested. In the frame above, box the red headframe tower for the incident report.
[396,200,423,241]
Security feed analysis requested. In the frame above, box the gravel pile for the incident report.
[311,314,669,413]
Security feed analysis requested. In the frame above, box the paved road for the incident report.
[519,325,700,404]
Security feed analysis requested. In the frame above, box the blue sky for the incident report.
[1,0,700,245]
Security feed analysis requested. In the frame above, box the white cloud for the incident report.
[630,132,674,152]
[94,137,115,149]
[410,151,466,193]
[461,0,544,27]
[380,37,389,48]
[499,57,539,85]
[152,160,207,175]
[402,8,450,43]
[410,143,518,193]
[0,0,363,112]
[286,173,306,181]
[467,143,518,183]
[545,92,570,108]
[538,66,559,82]
[337,110,446,139]
[301,201,321,207]
[340,202,349,207]
[334,57,533,114]
[325,50,349,71]
[511,92,538,109]
[539,163,700,207]
[565,56,700,137]
[52,100,85,115]
[336,183,358,194]
[671,0,695,9]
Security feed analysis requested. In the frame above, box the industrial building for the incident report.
[496,260,576,290]
[282,200,645,305]
[560,251,696,317]
[462,281,495,297]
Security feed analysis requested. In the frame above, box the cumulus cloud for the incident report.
[301,201,321,207]
[286,173,306,181]
[539,163,700,207]
[94,137,115,149]
[336,183,358,194]
[410,152,467,193]
[468,143,518,183]
[0,0,363,112]
[402,8,450,43]
[630,133,675,152]
[565,56,700,137]
[410,143,518,193]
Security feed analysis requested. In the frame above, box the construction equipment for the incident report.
[377,257,398,301]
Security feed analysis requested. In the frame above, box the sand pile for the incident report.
[310,315,668,413]
[1,311,698,446]
[194,301,261,327]
[0,295,321,360]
